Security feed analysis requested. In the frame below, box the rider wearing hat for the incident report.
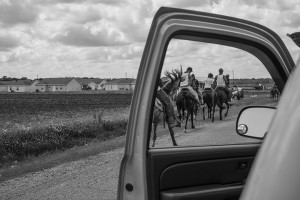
[179,67,203,104]
[213,68,232,105]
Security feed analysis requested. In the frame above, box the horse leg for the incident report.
[177,106,182,122]
[208,105,212,118]
[167,124,178,146]
[224,102,229,117]
[219,105,223,121]
[191,109,195,129]
[184,110,189,133]
[202,106,206,120]
[182,108,185,120]
[212,104,215,122]
[152,123,157,147]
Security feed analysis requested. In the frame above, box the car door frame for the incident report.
[117,7,295,200]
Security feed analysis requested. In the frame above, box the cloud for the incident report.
[163,39,271,78]
[54,5,103,24]
[84,44,144,64]
[111,0,154,43]
[0,0,298,79]
[282,12,300,28]
[53,25,127,47]
[36,0,127,6]
[0,0,39,26]
[166,0,209,8]
[152,0,210,10]
[0,34,20,51]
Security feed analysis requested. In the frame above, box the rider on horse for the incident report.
[179,67,204,105]
[213,68,232,105]
[156,79,180,128]
[204,73,214,91]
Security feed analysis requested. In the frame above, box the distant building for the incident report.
[77,78,96,90]
[93,78,107,90]
[0,80,38,92]
[105,78,135,91]
[78,78,107,90]
[35,78,82,92]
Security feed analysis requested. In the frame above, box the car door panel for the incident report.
[147,144,259,200]
[161,184,243,200]
[117,7,294,200]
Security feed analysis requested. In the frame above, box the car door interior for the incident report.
[147,144,259,200]
[143,8,292,200]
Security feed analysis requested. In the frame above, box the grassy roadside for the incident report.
[0,135,126,182]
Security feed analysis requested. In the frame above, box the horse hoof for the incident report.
[192,126,195,129]
[184,129,187,133]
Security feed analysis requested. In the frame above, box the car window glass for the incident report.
[150,39,279,148]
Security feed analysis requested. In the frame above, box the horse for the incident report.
[176,78,200,122]
[191,78,200,120]
[212,87,230,122]
[176,88,199,133]
[231,88,244,101]
[270,87,280,100]
[202,89,213,119]
[151,67,184,147]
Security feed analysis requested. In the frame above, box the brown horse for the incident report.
[176,88,199,133]
[152,67,184,147]
[212,88,230,122]
[176,78,200,121]
[202,89,213,119]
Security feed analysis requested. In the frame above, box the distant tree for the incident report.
[21,77,27,80]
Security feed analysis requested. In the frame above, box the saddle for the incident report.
[203,88,213,94]
[215,87,226,93]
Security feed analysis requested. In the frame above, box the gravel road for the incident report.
[0,114,261,200]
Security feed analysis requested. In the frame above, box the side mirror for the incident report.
[236,106,276,139]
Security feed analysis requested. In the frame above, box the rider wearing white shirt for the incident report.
[179,67,203,104]
[213,68,232,104]
[204,73,214,90]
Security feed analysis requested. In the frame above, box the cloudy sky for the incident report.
[0,0,299,79]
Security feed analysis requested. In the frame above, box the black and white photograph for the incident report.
[0,0,299,199]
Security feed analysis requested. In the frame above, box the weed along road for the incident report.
[0,114,261,200]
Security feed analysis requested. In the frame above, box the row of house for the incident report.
[0,78,136,93]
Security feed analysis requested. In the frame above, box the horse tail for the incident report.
[212,90,215,107]
[215,89,226,109]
